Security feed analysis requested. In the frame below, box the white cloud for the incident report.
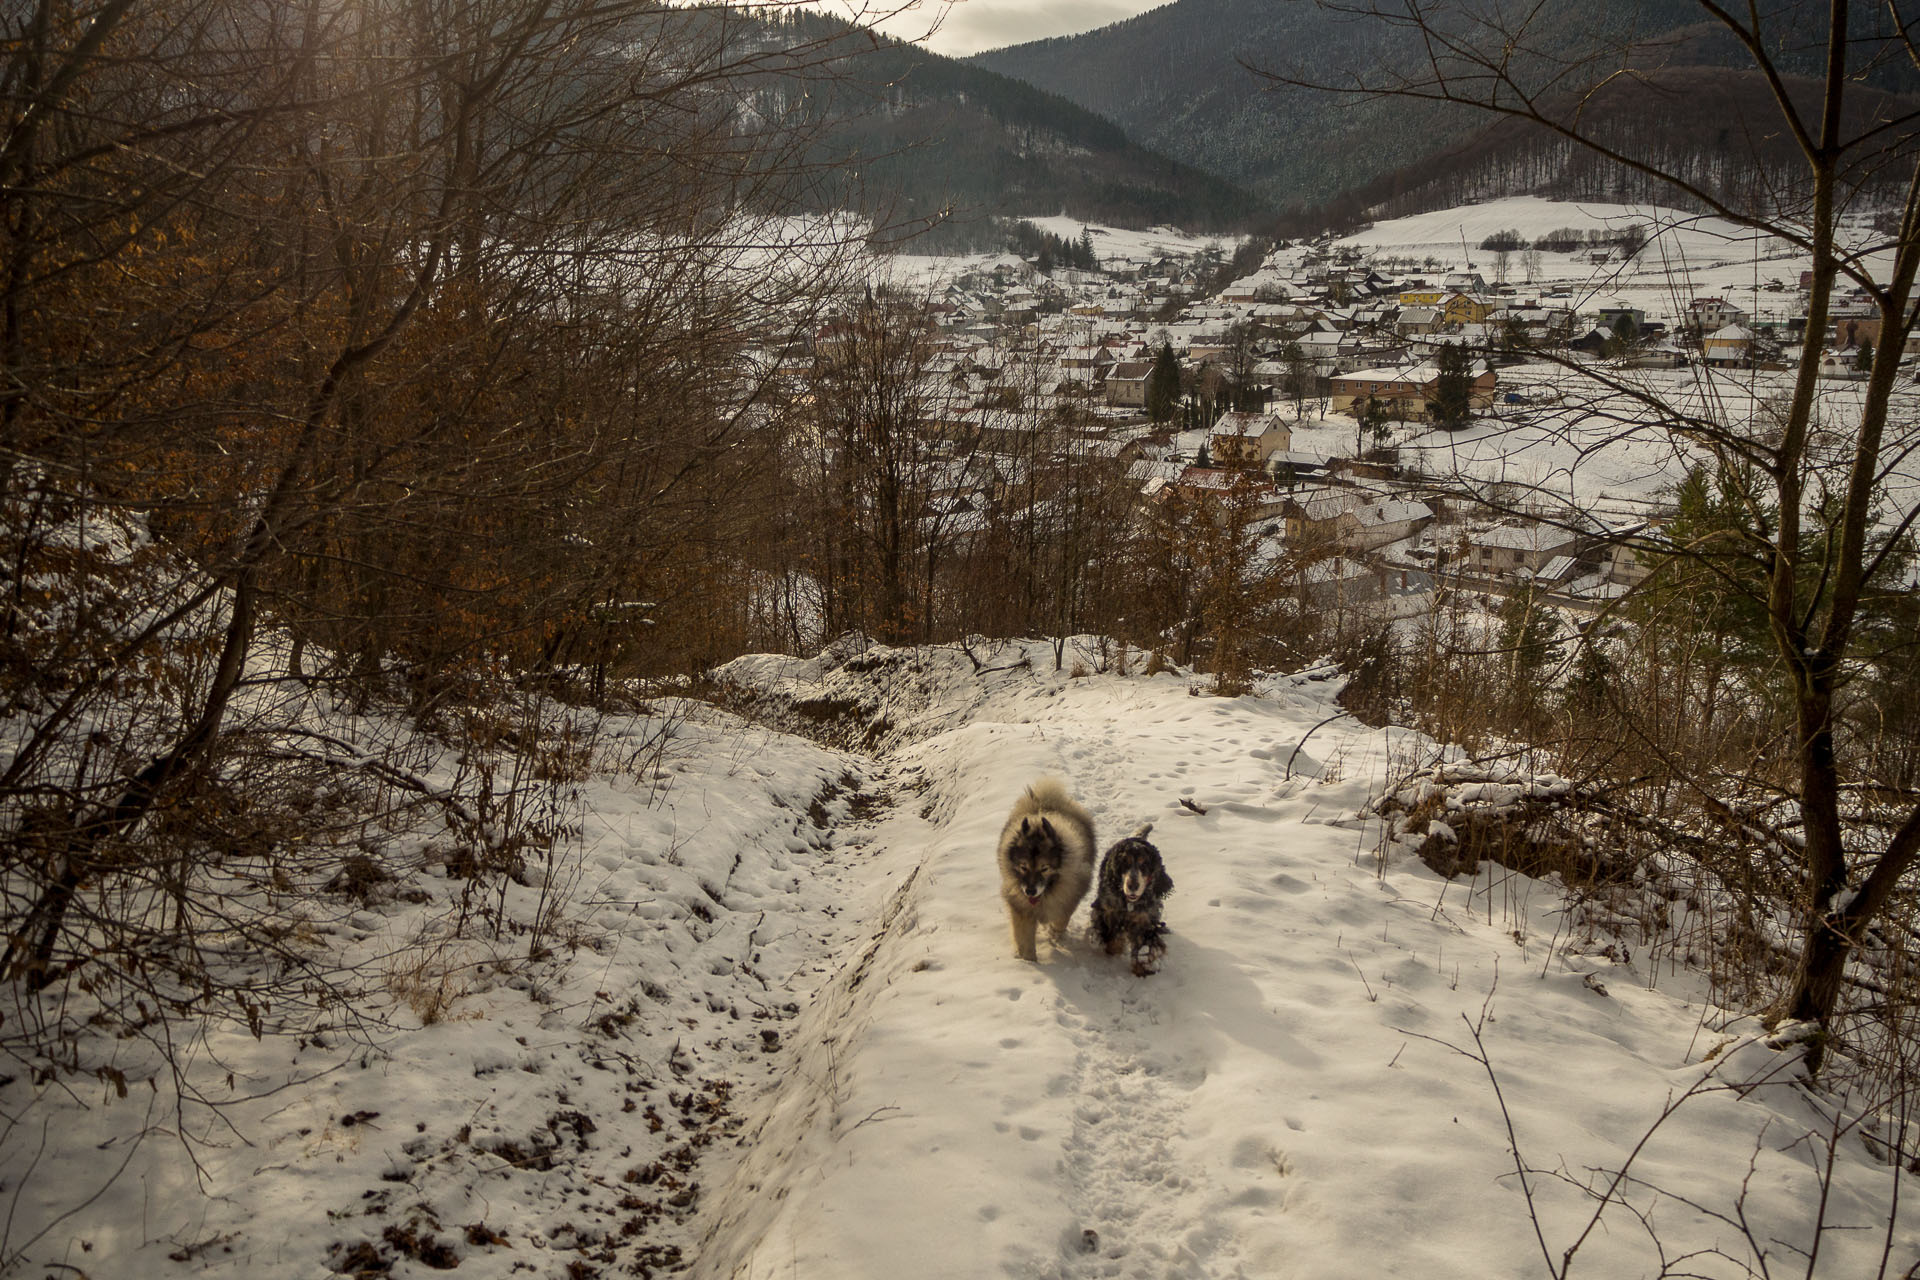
[856,0,1169,58]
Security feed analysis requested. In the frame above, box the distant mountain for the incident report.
[1322,64,1919,233]
[969,0,1917,217]
[746,11,1273,234]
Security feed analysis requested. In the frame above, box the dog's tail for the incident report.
[1132,822,1154,840]
[1024,776,1076,811]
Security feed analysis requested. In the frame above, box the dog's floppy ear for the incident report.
[1153,863,1174,897]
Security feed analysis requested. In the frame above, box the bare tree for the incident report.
[1255,0,1920,1077]
[802,287,947,644]
[0,0,885,1045]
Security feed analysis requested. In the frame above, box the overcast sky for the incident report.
[849,1,1172,58]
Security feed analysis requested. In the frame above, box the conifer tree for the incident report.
[1147,342,1181,423]
[1428,344,1473,429]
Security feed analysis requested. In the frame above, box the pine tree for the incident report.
[1605,311,1639,358]
[1146,342,1181,423]
[1428,343,1473,429]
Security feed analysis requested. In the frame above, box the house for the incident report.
[1281,487,1354,545]
[1207,411,1293,467]
[1265,449,1332,488]
[1702,324,1755,365]
[1059,345,1113,372]
[1340,498,1434,552]
[1568,327,1613,356]
[1104,360,1154,408]
[1687,296,1748,332]
[1163,466,1287,520]
[1397,289,1490,327]
[1454,521,1586,578]
[1625,344,1688,369]
[1329,360,1498,419]
[1438,293,1496,329]
[1603,525,1657,588]
[1396,306,1442,336]
[1279,485,1429,553]
[1295,554,1386,610]
[1595,304,1647,333]
[1832,314,1920,357]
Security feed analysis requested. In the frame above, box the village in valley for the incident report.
[794,197,1915,630]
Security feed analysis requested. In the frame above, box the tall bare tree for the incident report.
[0,0,881,1025]
[1256,0,1920,1076]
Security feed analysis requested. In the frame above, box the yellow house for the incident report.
[1397,290,1491,327]
[1440,293,1494,327]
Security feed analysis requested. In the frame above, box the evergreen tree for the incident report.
[1501,316,1530,354]
[1561,632,1616,715]
[1146,342,1181,423]
[1428,343,1474,429]
[1605,311,1639,358]
[1497,583,1563,681]
[1856,338,1875,373]
[1495,583,1564,729]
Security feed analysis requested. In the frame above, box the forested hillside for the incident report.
[1315,66,1920,231]
[762,10,1271,232]
[971,0,1918,216]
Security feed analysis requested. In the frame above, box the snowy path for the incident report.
[694,652,1470,1277]
[694,642,1918,1280]
[9,641,1913,1279]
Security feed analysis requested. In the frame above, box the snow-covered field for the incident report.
[10,639,1913,1278]
[1335,194,1892,328]
[883,219,1233,288]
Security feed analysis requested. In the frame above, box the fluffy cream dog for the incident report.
[995,777,1096,961]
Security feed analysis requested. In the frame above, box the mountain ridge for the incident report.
[968,0,1918,218]
[760,9,1274,233]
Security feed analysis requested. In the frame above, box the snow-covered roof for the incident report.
[1211,411,1284,438]
[1537,554,1580,580]
[1128,458,1181,484]
[1473,522,1580,552]
[1349,499,1433,528]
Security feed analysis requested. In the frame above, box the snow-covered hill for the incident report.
[5,640,1914,1278]
[1334,193,1894,332]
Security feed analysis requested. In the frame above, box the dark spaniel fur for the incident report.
[1090,825,1173,976]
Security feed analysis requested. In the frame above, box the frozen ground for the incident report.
[11,638,1902,1279]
